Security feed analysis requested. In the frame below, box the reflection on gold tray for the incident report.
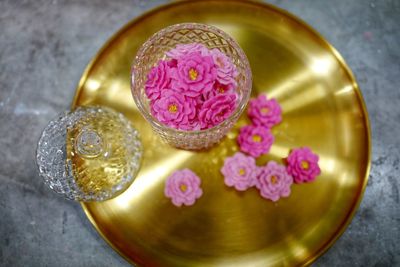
[72,1,371,266]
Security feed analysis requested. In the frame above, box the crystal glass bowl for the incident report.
[36,106,142,201]
[131,23,252,150]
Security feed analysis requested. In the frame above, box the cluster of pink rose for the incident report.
[164,144,321,206]
[221,148,321,202]
[145,43,239,131]
[237,94,282,157]
[219,94,321,202]
[163,95,321,206]
[164,169,203,207]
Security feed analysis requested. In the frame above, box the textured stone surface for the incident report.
[0,0,399,266]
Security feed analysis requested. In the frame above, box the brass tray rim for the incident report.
[72,0,372,266]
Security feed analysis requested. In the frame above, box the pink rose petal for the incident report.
[209,48,238,87]
[145,59,173,101]
[287,147,321,183]
[166,43,209,59]
[256,161,293,202]
[237,125,274,158]
[151,89,199,130]
[170,51,217,97]
[198,93,237,129]
[164,169,203,207]
[248,94,282,128]
[203,81,237,100]
[221,152,257,191]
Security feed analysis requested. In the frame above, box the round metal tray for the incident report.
[72,1,371,266]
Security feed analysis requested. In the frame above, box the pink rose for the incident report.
[221,152,257,191]
[145,59,173,101]
[287,147,321,183]
[151,89,198,130]
[166,43,209,59]
[237,125,274,157]
[203,81,236,100]
[210,48,238,86]
[256,161,293,202]
[198,94,237,129]
[248,95,282,128]
[164,169,203,207]
[170,51,217,97]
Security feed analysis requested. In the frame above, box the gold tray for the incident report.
[72,1,371,266]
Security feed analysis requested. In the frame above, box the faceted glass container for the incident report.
[131,23,252,150]
[36,106,142,201]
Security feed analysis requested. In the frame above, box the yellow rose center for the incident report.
[238,168,246,176]
[301,160,310,170]
[180,184,187,192]
[217,87,225,93]
[252,134,262,143]
[270,175,278,184]
[261,107,269,115]
[168,104,178,113]
[189,68,198,81]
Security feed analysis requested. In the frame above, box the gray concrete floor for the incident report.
[0,0,399,266]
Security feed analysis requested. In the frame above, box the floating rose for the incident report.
[151,89,198,130]
[144,59,173,101]
[210,48,238,87]
[248,94,282,128]
[198,94,237,129]
[221,152,257,191]
[166,43,208,59]
[237,125,274,157]
[286,147,321,183]
[170,51,217,97]
[256,161,293,202]
[164,169,203,207]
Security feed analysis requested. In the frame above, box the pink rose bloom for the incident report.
[151,89,198,130]
[248,95,282,128]
[203,81,236,99]
[221,152,257,191]
[170,51,217,97]
[166,43,209,59]
[210,48,238,86]
[164,169,203,207]
[256,161,293,202]
[145,59,173,100]
[198,93,237,129]
[237,125,274,157]
[287,147,321,183]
